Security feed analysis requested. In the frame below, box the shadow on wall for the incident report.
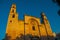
[2,33,56,40]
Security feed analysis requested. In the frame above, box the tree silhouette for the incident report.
[52,0,60,6]
[2,34,11,40]
[52,0,60,16]
[56,0,60,6]
[15,34,24,40]
[56,33,60,40]
[52,0,56,3]
[58,10,60,16]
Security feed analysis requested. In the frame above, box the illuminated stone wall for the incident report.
[5,4,55,40]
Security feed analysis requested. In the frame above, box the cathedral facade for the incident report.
[4,4,55,40]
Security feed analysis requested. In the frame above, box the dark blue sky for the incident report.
[0,0,60,40]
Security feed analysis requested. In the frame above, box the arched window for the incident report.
[12,9,14,13]
[12,14,15,18]
[32,26,35,30]
[13,6,15,8]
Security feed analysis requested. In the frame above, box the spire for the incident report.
[10,4,16,13]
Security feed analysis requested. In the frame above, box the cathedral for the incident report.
[4,4,55,40]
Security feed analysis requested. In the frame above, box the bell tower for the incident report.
[6,4,18,40]
[41,12,54,40]
[8,4,18,21]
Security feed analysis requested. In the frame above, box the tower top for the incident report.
[41,12,48,19]
[11,4,16,9]
[10,4,16,13]
[41,12,45,16]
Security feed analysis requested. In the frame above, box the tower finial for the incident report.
[41,12,47,19]
[41,12,45,16]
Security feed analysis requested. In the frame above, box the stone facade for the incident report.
[4,4,55,40]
